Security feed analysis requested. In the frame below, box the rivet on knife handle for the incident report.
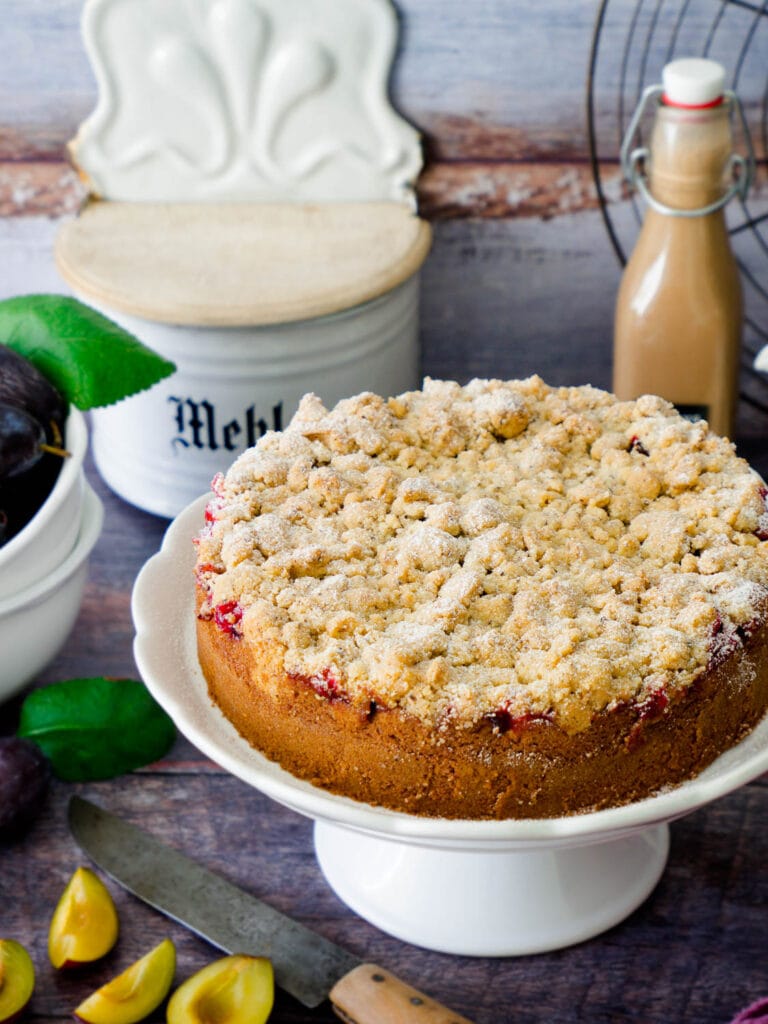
[330,964,476,1024]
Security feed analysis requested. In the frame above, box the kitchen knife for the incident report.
[68,797,476,1024]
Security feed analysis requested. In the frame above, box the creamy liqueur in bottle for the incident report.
[613,58,749,438]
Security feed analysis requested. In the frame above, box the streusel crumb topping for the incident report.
[195,377,768,733]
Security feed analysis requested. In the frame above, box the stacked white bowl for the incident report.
[0,408,103,702]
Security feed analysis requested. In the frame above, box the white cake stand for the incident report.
[132,496,768,957]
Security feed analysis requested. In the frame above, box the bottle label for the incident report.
[675,403,709,423]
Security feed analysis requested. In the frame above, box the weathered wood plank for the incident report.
[2,159,766,225]
[0,159,624,220]
[2,209,768,438]
[2,209,621,398]
[0,162,85,217]
[4,769,768,1024]
[420,162,624,221]
[1,0,766,163]
[0,0,597,160]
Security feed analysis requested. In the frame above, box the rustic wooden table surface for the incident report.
[3,441,768,1024]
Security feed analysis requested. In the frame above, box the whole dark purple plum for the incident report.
[0,345,65,443]
[0,403,47,481]
[0,347,69,546]
[0,736,52,841]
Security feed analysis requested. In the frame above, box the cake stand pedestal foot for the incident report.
[314,820,669,956]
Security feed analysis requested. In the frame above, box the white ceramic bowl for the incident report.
[0,483,103,703]
[0,408,88,599]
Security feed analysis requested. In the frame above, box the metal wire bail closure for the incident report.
[620,84,755,218]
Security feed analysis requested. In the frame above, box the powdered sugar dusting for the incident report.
[195,377,768,732]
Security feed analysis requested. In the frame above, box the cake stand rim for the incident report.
[131,493,768,851]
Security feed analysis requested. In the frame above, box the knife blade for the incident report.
[69,797,476,1024]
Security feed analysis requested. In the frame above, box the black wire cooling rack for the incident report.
[586,0,768,423]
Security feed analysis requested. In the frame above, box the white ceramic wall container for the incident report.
[56,0,430,518]
[83,277,422,518]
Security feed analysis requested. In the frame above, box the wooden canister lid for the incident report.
[55,201,432,327]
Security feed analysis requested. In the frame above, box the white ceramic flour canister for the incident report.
[55,0,431,518]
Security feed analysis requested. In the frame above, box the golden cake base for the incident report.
[197,603,768,820]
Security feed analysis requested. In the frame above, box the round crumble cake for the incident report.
[194,377,768,819]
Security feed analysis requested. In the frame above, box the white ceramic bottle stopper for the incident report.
[662,58,725,107]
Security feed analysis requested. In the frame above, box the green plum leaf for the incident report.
[0,295,175,410]
[17,678,176,782]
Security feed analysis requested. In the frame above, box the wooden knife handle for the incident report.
[330,963,476,1024]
